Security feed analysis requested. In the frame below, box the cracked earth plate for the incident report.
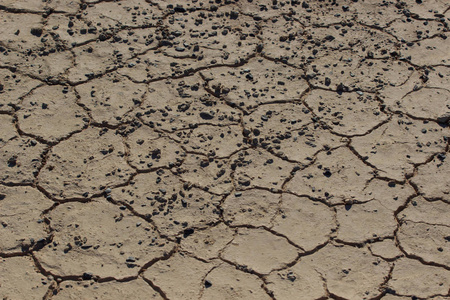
[34,199,174,279]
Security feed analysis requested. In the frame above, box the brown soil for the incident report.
[0,0,449,299]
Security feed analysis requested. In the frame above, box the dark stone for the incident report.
[437,153,446,162]
[174,6,186,12]
[384,287,396,294]
[183,228,194,238]
[99,33,109,41]
[7,156,17,168]
[30,28,43,37]
[200,112,214,120]
[160,40,173,47]
[336,83,349,94]
[256,44,263,52]
[323,170,332,177]
[437,112,450,124]
[230,11,239,19]
[238,179,251,186]
[204,280,212,288]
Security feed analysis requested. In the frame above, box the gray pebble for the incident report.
[437,112,450,124]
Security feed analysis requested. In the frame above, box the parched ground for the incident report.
[0,0,449,299]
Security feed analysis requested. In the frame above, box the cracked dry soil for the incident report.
[0,0,449,299]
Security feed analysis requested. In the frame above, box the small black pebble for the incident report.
[30,28,43,37]
[323,170,332,177]
[183,228,194,238]
[205,280,212,288]
[200,112,214,120]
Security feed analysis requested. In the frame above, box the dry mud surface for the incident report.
[0,0,449,299]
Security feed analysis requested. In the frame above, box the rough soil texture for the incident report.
[0,0,449,299]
